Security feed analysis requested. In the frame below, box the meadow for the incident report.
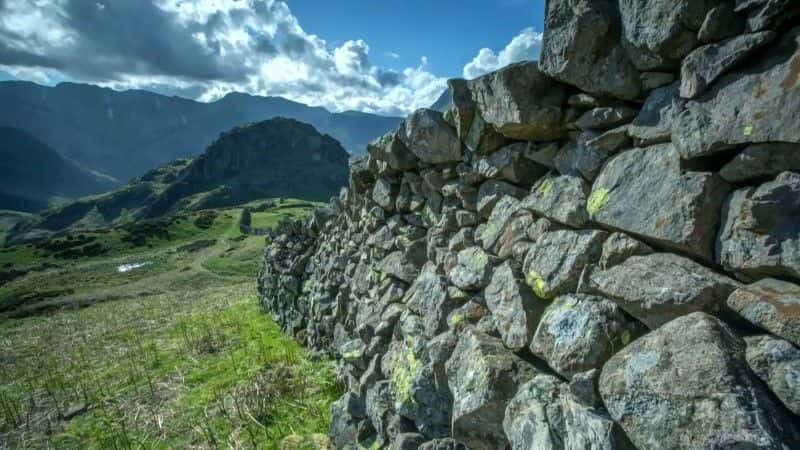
[0,200,338,449]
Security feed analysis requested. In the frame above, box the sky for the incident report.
[0,0,545,116]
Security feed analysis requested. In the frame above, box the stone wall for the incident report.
[259,2,800,449]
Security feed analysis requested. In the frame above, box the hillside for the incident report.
[0,127,117,212]
[0,81,401,181]
[8,118,350,243]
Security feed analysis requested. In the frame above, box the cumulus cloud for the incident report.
[0,0,447,116]
[463,27,543,79]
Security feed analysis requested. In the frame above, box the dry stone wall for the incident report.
[259,2,800,448]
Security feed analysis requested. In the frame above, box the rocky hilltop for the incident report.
[259,2,800,449]
[10,118,349,243]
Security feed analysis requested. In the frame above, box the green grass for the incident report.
[0,200,339,448]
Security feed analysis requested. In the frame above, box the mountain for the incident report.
[8,118,349,243]
[0,81,401,182]
[0,127,117,212]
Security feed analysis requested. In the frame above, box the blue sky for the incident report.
[0,0,546,115]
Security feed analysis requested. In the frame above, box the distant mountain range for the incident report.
[0,127,117,212]
[0,81,401,183]
[8,118,350,243]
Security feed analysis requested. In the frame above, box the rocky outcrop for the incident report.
[258,3,800,448]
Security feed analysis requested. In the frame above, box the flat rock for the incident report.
[590,253,739,329]
[745,334,800,416]
[540,0,641,100]
[699,3,744,43]
[467,61,566,141]
[522,175,590,228]
[672,27,800,159]
[619,0,722,71]
[599,232,653,269]
[553,133,614,182]
[480,195,523,251]
[445,329,539,450]
[575,106,638,131]
[530,294,645,379]
[484,261,546,351]
[600,312,800,450]
[474,143,547,184]
[523,229,608,299]
[589,144,729,261]
[727,278,800,347]
[680,31,776,99]
[399,109,462,164]
[717,172,800,282]
[476,179,525,219]
[626,82,679,146]
[719,143,800,183]
[406,264,458,338]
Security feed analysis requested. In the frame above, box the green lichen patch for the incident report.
[526,270,548,299]
[536,178,554,198]
[391,337,422,410]
[587,188,612,217]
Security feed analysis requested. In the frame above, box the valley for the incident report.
[0,199,340,448]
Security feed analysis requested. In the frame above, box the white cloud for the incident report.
[463,27,543,79]
[0,0,447,116]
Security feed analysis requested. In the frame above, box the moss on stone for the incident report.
[587,188,612,217]
[537,178,554,198]
[526,270,548,299]
[391,336,422,410]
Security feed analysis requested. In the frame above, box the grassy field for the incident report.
[0,200,338,449]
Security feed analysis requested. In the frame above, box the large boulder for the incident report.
[539,0,641,100]
[523,229,608,299]
[680,31,776,98]
[589,144,729,261]
[600,312,800,449]
[530,294,645,379]
[717,172,800,282]
[449,246,494,291]
[484,261,546,351]
[445,329,539,449]
[399,109,462,164]
[619,0,723,71]
[406,264,458,338]
[590,253,739,329]
[504,374,635,450]
[367,132,419,172]
[727,278,800,347]
[672,27,800,159]
[467,62,566,141]
[446,79,475,142]
[745,334,800,416]
[523,174,591,228]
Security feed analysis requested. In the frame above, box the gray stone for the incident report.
[373,177,399,212]
[447,228,474,253]
[468,62,566,141]
[600,312,800,450]
[745,334,800,416]
[394,433,426,450]
[406,264,458,338]
[567,93,602,109]
[331,392,372,448]
[367,132,418,172]
[474,143,547,184]
[379,245,426,284]
[585,127,632,153]
[540,0,641,100]
[590,253,739,329]
[699,3,744,43]
[720,143,800,183]
[488,210,534,260]
[626,82,679,146]
[554,133,614,182]
[619,0,722,71]
[449,246,494,291]
[446,79,475,142]
[480,196,523,251]
[463,111,510,156]
[485,261,546,351]
[718,172,800,282]
[575,106,638,131]
[737,0,800,32]
[672,27,800,159]
[530,294,645,379]
[504,374,634,450]
[523,175,590,228]
[476,179,525,219]
[681,31,776,99]
[419,438,468,450]
[640,71,676,90]
[589,144,729,261]
[523,229,608,299]
[525,142,560,169]
[599,232,653,269]
[399,109,462,164]
[455,210,478,228]
[569,369,603,408]
[727,278,800,347]
[446,329,539,450]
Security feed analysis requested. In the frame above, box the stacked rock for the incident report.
[259,2,800,448]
